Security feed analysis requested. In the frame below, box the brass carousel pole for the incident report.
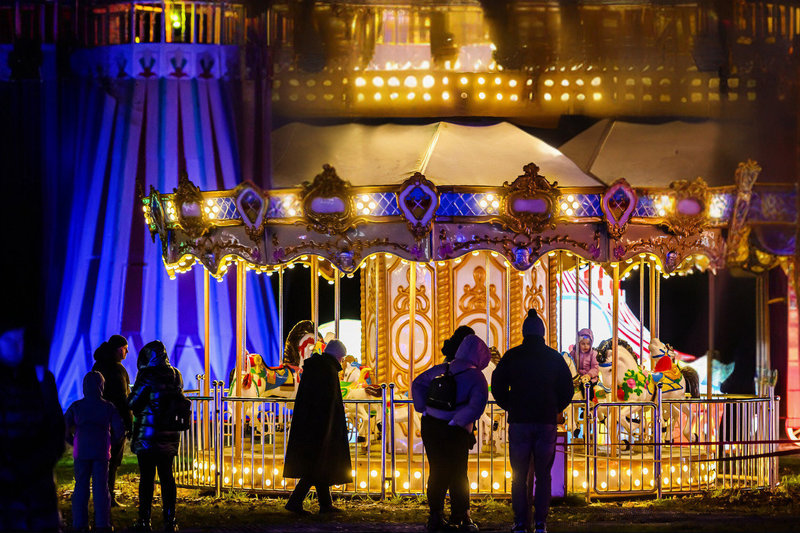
[575,259,580,355]
[279,265,284,352]
[311,257,319,342]
[505,261,511,352]
[234,259,246,456]
[611,262,620,457]
[334,266,341,339]
[408,260,417,456]
[649,259,657,369]
[558,252,563,352]
[707,270,715,399]
[639,258,645,364]
[485,253,491,346]
[203,268,210,450]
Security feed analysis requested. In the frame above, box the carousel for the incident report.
[141,121,795,499]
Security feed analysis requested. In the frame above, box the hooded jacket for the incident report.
[569,328,599,382]
[64,372,125,461]
[127,341,184,456]
[91,342,132,432]
[492,335,574,424]
[412,334,490,429]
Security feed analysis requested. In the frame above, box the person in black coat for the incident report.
[283,339,352,515]
[492,310,573,533]
[128,340,183,532]
[91,334,131,507]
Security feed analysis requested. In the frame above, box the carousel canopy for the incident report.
[271,121,604,188]
[559,120,753,187]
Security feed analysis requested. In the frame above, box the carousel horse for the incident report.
[477,347,507,453]
[594,338,700,446]
[228,321,319,433]
[339,355,381,444]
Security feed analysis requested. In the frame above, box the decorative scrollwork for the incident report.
[726,160,762,269]
[146,186,166,244]
[173,172,210,239]
[662,177,710,237]
[273,233,416,272]
[602,178,637,240]
[300,164,357,236]
[233,181,267,243]
[457,266,502,315]
[498,163,559,235]
[397,173,439,240]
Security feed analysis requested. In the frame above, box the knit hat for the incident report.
[323,339,347,360]
[522,309,545,337]
[108,334,128,350]
[442,325,476,362]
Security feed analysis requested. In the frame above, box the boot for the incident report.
[426,510,447,532]
[163,507,179,533]
[133,507,152,532]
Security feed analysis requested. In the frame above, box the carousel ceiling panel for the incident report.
[559,120,755,187]
[271,121,602,188]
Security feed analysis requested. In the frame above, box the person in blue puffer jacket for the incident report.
[412,333,490,533]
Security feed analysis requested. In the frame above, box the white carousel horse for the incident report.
[594,338,700,445]
[477,359,506,453]
[561,351,592,439]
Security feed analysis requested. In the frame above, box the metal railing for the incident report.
[174,382,779,499]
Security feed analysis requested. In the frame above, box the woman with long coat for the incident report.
[283,339,352,514]
[128,340,183,532]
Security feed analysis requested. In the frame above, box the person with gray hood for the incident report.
[492,310,573,533]
[64,371,126,533]
[412,333,490,533]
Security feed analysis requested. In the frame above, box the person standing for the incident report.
[92,335,132,507]
[283,340,352,515]
[0,327,65,532]
[441,325,475,362]
[64,371,125,533]
[492,310,573,533]
[412,334,490,532]
[128,341,183,532]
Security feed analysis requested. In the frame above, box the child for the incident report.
[64,371,125,532]
[569,328,599,394]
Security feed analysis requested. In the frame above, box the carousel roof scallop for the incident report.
[559,119,755,188]
[270,121,604,188]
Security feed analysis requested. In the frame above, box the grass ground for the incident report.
[55,453,800,532]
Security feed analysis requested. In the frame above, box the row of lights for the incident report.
[355,90,520,103]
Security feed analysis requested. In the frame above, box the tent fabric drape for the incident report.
[47,78,279,407]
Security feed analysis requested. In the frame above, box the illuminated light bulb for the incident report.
[244,467,250,474]
[360,481,367,488]
[577,94,585,101]
[481,471,488,478]
[682,465,689,472]
[591,77,602,86]
[582,481,588,489]
[257,467,262,474]
[407,92,415,101]
[224,477,230,483]
[403,481,410,490]
[357,202,364,210]
[479,199,488,208]
[357,93,365,102]
[567,195,575,202]
[543,93,552,101]
[572,201,579,209]
[561,79,569,87]
[670,466,676,473]
[470,482,478,490]
[510,94,518,102]
[491,200,500,208]
[566,208,574,216]
[506,471,512,479]
[374,93,382,102]
[493,482,500,490]
[414,471,422,479]
[561,93,570,101]
[351,470,356,477]
[368,202,376,209]
[561,203,569,211]
[496,93,503,100]
[390,92,399,101]
[593,92,602,101]
[478,92,486,100]
[634,479,641,487]
[650,479,655,487]
[355,77,366,87]
[265,479,271,487]
[663,477,670,485]
[238,478,243,485]
[372,76,384,87]
[422,75,435,88]
[576,79,585,86]
[404,76,417,88]
[281,480,286,487]
[423,93,431,101]
[600,481,607,489]
[442,77,449,84]
[544,79,554,87]
[232,467,237,474]
[395,470,400,477]
[388,77,400,87]
[477,77,485,85]
[676,477,681,484]
[274,468,280,475]
[472,251,480,256]
[370,470,378,478]
[626,469,632,476]
[610,470,616,477]
[442,91,450,100]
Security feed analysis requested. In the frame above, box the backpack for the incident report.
[425,363,467,411]
[159,369,192,431]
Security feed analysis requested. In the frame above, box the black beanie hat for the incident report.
[108,334,128,350]
[522,309,546,337]
[442,325,476,362]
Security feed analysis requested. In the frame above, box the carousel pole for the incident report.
[707,269,715,399]
[311,256,319,342]
[234,259,246,455]
[575,259,580,355]
[279,265,284,352]
[639,258,645,364]
[611,262,620,457]
[203,269,210,396]
[505,261,511,352]
[334,266,341,339]
[655,272,661,339]
[408,260,417,457]
[485,253,491,346]
[649,259,657,369]
[374,258,380,381]
[558,252,563,352]
[587,262,593,331]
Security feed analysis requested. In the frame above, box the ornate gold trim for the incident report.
[662,177,710,236]
[173,172,211,239]
[498,163,559,235]
[232,181,267,243]
[435,261,453,363]
[510,270,523,348]
[397,173,439,240]
[300,164,358,236]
